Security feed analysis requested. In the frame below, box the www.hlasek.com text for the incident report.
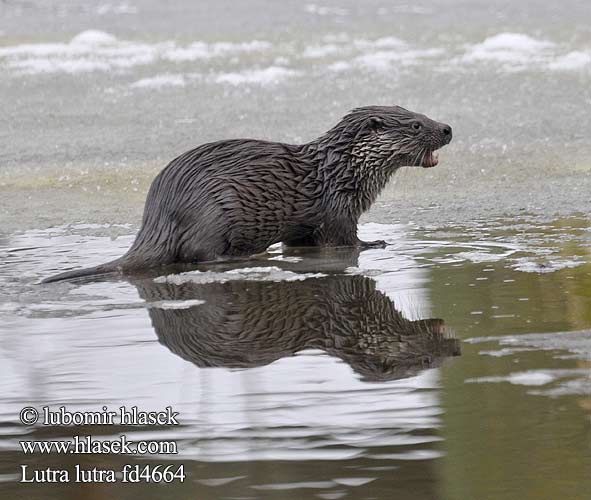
[18,405,184,484]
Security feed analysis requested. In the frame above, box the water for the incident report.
[1,220,590,499]
[1,1,591,498]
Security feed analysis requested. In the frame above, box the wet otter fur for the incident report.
[43,105,452,283]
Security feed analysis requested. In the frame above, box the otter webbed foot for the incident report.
[359,239,387,249]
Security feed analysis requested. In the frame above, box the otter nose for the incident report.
[440,124,452,144]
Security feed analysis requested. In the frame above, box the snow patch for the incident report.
[302,44,341,59]
[130,73,188,89]
[548,51,591,70]
[327,61,351,72]
[304,4,348,16]
[70,30,118,46]
[96,2,138,15]
[460,33,554,66]
[354,48,444,70]
[353,37,406,50]
[163,40,271,62]
[0,32,271,76]
[215,66,298,86]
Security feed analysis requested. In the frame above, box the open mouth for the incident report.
[421,150,439,168]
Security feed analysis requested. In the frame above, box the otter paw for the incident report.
[360,239,387,249]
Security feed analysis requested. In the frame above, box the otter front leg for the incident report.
[285,232,386,249]
[314,219,386,248]
[286,219,387,249]
[283,223,356,248]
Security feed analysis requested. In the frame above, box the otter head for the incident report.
[348,105,452,169]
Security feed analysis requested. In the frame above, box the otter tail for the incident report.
[41,258,123,284]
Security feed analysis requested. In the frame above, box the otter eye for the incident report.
[412,122,422,131]
[368,117,384,131]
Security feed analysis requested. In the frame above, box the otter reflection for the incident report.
[134,272,460,382]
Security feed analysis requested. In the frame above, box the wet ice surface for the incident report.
[2,29,587,78]
[1,217,591,499]
[1,1,591,232]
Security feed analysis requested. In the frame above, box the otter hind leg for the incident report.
[174,217,231,263]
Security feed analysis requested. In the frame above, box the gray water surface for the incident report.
[1,219,591,499]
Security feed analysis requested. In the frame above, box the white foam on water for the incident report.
[478,348,536,357]
[511,258,583,273]
[154,266,326,285]
[464,330,591,396]
[368,449,444,461]
[453,250,512,263]
[466,370,557,386]
[268,255,303,263]
[215,66,299,86]
[507,372,557,386]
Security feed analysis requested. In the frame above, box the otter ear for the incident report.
[367,117,384,132]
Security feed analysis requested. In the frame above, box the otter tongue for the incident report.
[422,151,439,168]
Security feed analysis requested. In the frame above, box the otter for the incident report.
[43,105,452,283]
[131,268,460,382]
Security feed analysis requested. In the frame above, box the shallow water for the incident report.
[1,218,590,499]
